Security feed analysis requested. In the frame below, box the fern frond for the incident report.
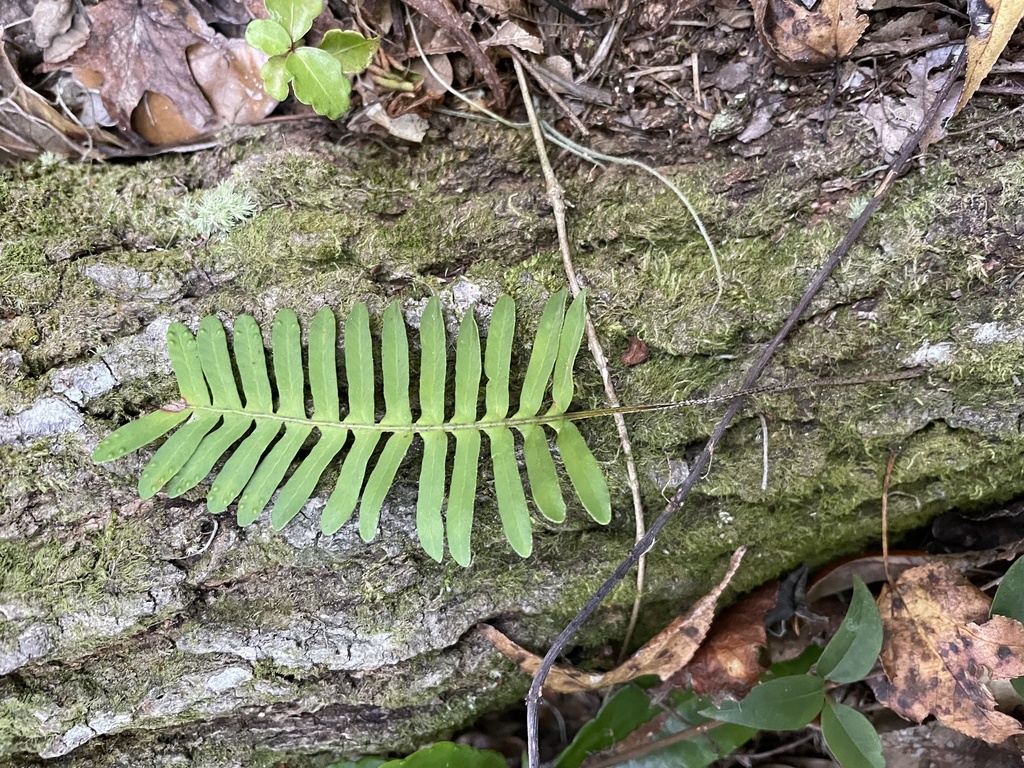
[92,290,611,565]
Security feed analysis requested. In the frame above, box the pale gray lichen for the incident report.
[50,362,117,405]
[176,181,258,237]
[0,398,84,446]
[82,263,183,301]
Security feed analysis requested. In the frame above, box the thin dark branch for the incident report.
[525,52,968,768]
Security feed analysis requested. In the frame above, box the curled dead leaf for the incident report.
[683,584,774,699]
[871,562,1024,744]
[31,0,73,48]
[42,0,217,133]
[480,547,746,694]
[479,21,543,54]
[956,0,1024,112]
[411,54,454,97]
[131,38,275,145]
[752,0,869,72]
[620,336,650,367]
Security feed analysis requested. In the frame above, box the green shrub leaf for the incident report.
[327,758,386,768]
[555,683,755,768]
[701,675,824,730]
[286,46,350,119]
[264,0,322,42]
[991,556,1024,697]
[320,29,379,73]
[816,575,883,683]
[554,683,661,767]
[820,699,884,768]
[772,644,823,677]
[260,55,292,102]
[245,18,292,56]
[380,742,505,767]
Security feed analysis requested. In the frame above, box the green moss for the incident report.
[1,116,1023,765]
[0,510,152,623]
[0,691,54,754]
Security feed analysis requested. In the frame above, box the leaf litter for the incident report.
[479,547,747,693]
[2,0,1021,159]
[41,0,220,133]
[871,561,1024,744]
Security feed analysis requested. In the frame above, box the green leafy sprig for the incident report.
[245,0,378,119]
[700,576,886,768]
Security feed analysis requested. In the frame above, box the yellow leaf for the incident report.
[872,562,1024,744]
[956,0,1024,112]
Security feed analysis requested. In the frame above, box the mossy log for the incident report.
[1,114,1022,766]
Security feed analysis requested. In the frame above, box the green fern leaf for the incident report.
[448,306,483,567]
[92,291,611,564]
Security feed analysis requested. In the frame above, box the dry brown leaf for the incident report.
[42,14,90,66]
[130,36,273,144]
[189,38,276,125]
[31,0,73,48]
[752,0,869,72]
[871,562,1024,744]
[475,0,530,18]
[403,0,507,108]
[410,54,454,96]
[479,547,745,694]
[479,21,543,54]
[683,583,774,699]
[956,0,1024,112]
[43,0,217,133]
[620,336,650,367]
[0,45,123,162]
[805,538,1024,604]
[190,0,254,25]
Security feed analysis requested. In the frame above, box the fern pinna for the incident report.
[92,290,611,565]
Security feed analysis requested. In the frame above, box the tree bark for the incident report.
[1,114,1022,766]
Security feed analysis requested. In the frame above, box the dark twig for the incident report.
[525,52,968,768]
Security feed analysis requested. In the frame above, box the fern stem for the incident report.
[180,368,922,436]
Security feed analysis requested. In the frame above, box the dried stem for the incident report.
[525,52,968,768]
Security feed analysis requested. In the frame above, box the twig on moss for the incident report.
[406,13,724,308]
[882,450,898,584]
[512,58,649,670]
[505,46,590,136]
[524,51,968,768]
[538,125,724,310]
[758,412,769,491]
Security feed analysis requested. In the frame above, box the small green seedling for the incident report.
[245,0,378,119]
[700,576,886,768]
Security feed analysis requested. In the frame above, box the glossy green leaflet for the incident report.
[92,290,611,566]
